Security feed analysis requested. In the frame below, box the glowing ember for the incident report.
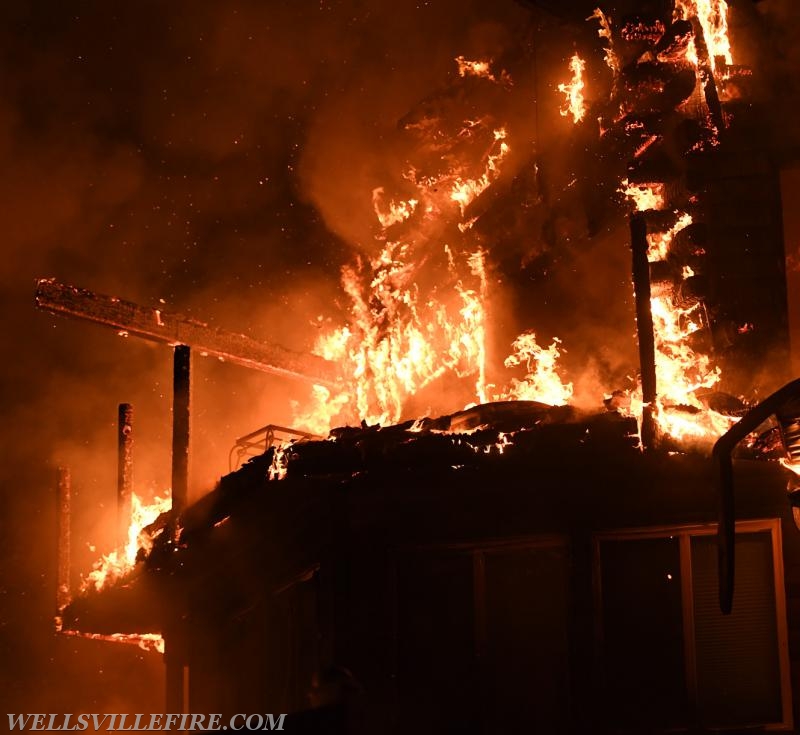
[620,179,666,212]
[81,492,171,594]
[558,54,587,124]
[498,333,573,407]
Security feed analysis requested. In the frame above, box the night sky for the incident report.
[1,0,799,717]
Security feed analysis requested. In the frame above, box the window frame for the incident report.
[593,518,793,732]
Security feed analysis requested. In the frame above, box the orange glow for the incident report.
[558,54,587,124]
[81,492,171,594]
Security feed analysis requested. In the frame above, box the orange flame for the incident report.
[59,628,165,654]
[454,56,512,86]
[308,243,490,427]
[648,211,693,261]
[674,0,732,71]
[81,492,171,594]
[588,8,620,74]
[372,187,418,228]
[620,179,666,212]
[498,333,573,406]
[558,54,587,124]
[450,128,510,215]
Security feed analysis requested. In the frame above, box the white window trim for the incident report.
[593,518,793,732]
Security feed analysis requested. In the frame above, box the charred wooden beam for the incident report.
[167,348,191,715]
[34,279,340,387]
[117,403,134,549]
[630,213,658,449]
[689,15,726,135]
[57,467,71,611]
[713,378,800,614]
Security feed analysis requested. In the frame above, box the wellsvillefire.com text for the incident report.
[8,713,287,731]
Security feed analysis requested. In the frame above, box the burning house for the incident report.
[37,0,800,732]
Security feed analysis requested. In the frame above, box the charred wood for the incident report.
[35,279,340,387]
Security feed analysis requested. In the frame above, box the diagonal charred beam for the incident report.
[35,279,340,387]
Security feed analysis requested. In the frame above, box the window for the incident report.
[594,519,792,731]
[394,537,570,734]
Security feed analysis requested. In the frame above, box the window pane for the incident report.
[691,532,782,727]
[396,552,478,734]
[599,536,688,728]
[484,546,570,732]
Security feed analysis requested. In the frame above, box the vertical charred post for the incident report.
[166,345,191,713]
[631,213,658,449]
[171,345,191,516]
[117,403,133,549]
[56,466,71,611]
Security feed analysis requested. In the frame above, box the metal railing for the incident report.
[228,424,321,472]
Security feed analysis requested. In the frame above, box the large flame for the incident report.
[292,19,741,450]
[292,59,522,431]
[309,242,491,427]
